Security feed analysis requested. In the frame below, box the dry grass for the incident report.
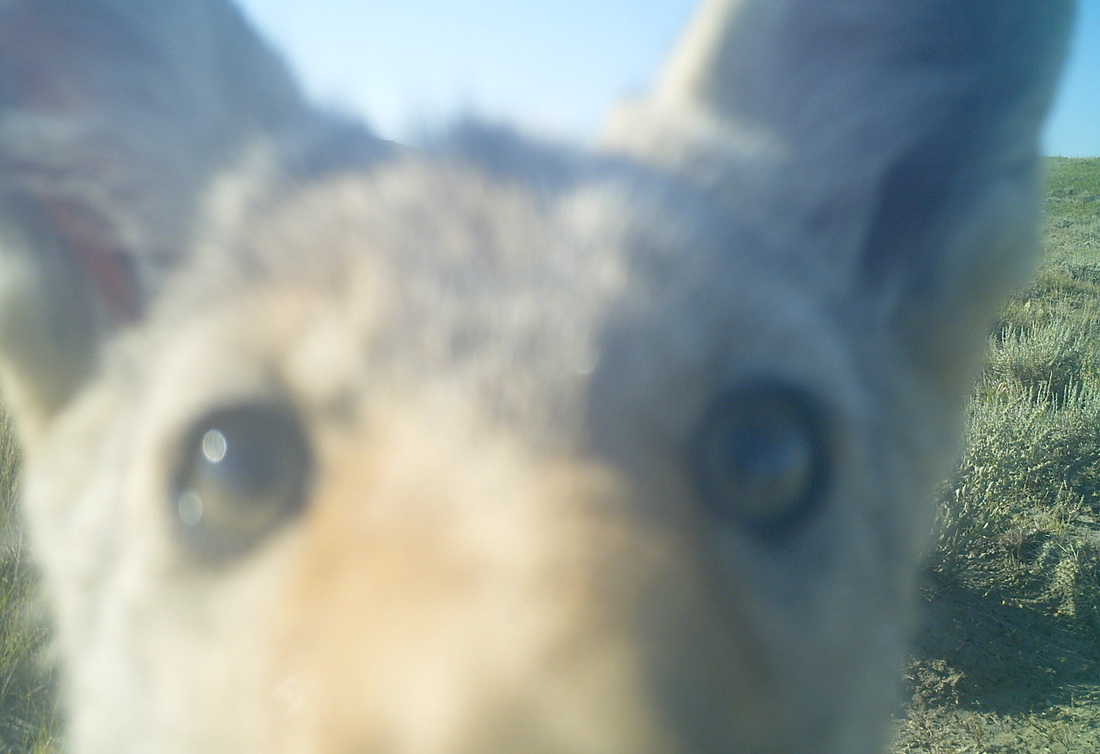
[0,411,57,752]
[893,158,1100,753]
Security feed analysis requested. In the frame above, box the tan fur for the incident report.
[0,0,1074,751]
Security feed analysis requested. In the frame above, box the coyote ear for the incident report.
[0,0,305,440]
[607,0,1074,394]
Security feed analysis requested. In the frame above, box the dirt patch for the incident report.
[892,575,1100,752]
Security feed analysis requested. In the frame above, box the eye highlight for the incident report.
[691,382,828,541]
[172,404,313,563]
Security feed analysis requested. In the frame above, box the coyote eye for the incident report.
[691,383,827,541]
[172,405,312,562]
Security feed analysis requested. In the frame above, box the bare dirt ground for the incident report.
[892,575,1100,753]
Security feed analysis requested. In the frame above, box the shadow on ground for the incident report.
[906,575,1100,714]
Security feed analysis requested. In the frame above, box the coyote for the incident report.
[0,0,1073,752]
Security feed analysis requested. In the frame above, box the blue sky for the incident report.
[238,1,1098,157]
[1047,0,1100,157]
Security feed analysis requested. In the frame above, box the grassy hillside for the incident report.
[894,157,1100,752]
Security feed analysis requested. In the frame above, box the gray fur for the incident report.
[0,0,1074,752]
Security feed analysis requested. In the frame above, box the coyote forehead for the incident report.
[0,1,1073,752]
[168,147,837,437]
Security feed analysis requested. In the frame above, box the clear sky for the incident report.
[238,1,1098,157]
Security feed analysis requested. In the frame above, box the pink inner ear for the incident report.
[0,4,147,326]
[47,200,141,324]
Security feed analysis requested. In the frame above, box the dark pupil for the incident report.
[175,407,310,561]
[711,416,814,505]
[197,427,284,505]
[695,386,823,539]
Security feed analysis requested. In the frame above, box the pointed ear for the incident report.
[606,0,1074,393]
[0,0,304,440]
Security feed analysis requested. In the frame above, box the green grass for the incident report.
[895,158,1100,752]
[0,412,58,753]
[931,159,1100,617]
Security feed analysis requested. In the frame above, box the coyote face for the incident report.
[0,1,1073,752]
